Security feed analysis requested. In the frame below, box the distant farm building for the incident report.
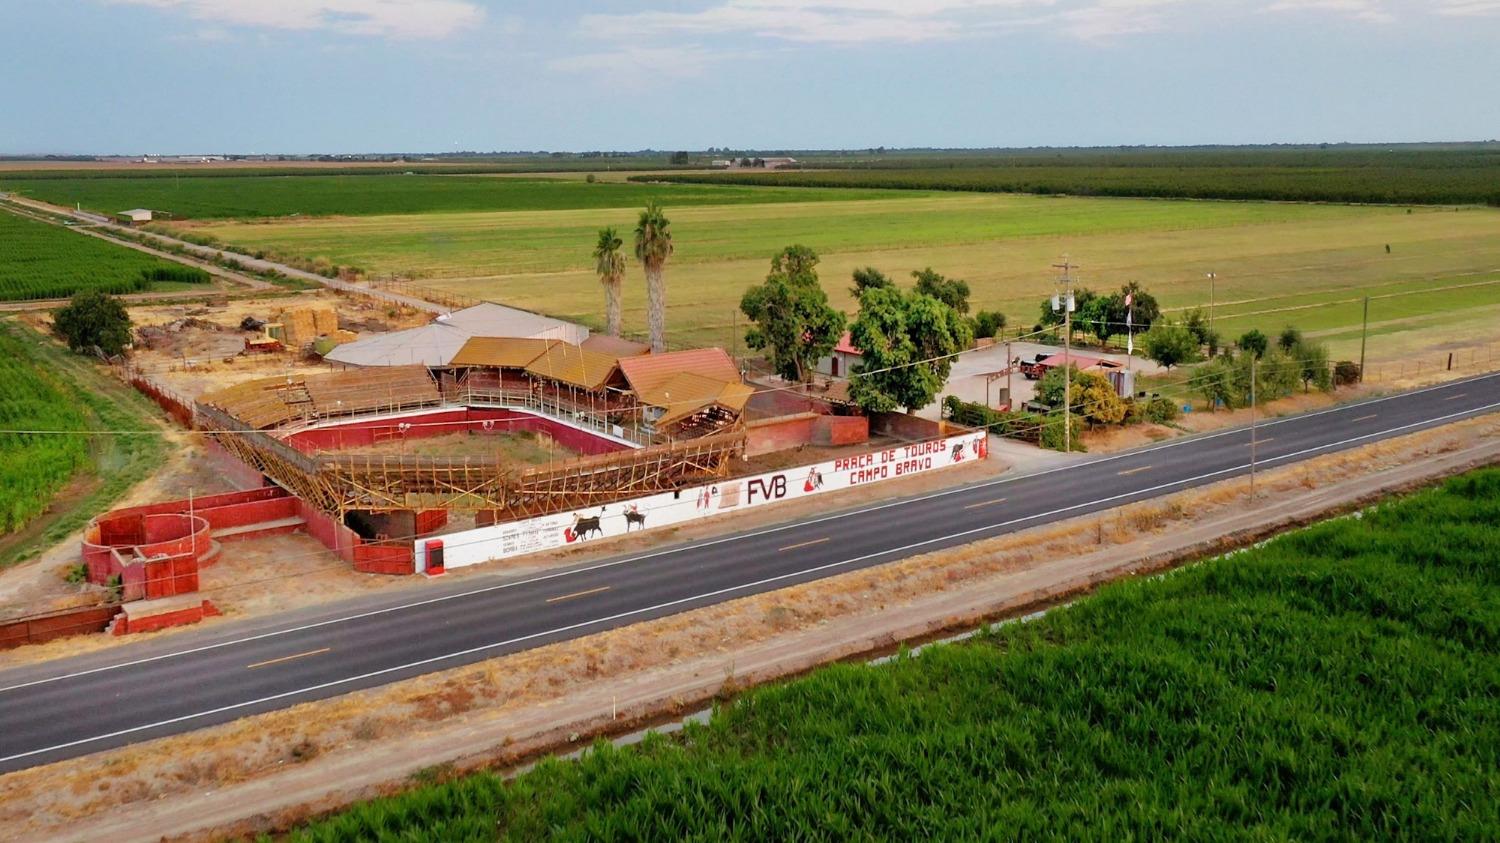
[762,157,798,169]
[116,208,153,225]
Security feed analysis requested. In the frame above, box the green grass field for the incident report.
[0,174,908,220]
[184,192,1500,362]
[0,321,164,560]
[285,468,1500,841]
[0,210,210,301]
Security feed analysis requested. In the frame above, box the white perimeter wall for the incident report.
[416,431,989,572]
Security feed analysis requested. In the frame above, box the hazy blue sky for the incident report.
[5,1,1497,154]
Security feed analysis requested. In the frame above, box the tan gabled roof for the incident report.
[618,348,739,402]
[652,373,754,428]
[524,344,621,391]
[449,337,558,368]
[581,334,651,358]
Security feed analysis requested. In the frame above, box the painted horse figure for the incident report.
[623,505,647,532]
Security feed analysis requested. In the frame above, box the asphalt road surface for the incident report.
[2,373,1498,773]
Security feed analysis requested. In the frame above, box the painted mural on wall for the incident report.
[418,432,987,572]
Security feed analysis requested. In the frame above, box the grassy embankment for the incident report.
[285,467,1500,840]
[0,209,210,301]
[0,320,166,565]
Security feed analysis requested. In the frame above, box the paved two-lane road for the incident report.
[2,373,1498,773]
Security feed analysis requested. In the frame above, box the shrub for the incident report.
[1144,396,1179,424]
[1238,328,1269,358]
[1040,412,1085,452]
[1334,360,1362,386]
[971,310,1006,339]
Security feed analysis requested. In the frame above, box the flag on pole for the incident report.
[1125,292,1134,355]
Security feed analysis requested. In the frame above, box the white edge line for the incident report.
[0,371,1496,696]
[3,398,1497,766]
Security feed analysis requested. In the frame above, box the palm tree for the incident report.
[592,227,625,337]
[634,201,673,353]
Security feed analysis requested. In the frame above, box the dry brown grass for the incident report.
[2,413,1497,839]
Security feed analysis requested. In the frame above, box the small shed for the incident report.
[117,209,153,225]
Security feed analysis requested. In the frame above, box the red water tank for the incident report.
[424,539,445,576]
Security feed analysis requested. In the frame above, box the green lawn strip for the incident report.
[0,320,167,566]
[284,468,1500,841]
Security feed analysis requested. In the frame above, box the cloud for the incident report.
[110,0,484,40]
[1434,0,1500,15]
[576,0,1477,48]
[548,44,732,78]
[1264,0,1395,24]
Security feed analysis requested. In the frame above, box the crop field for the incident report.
[0,327,89,534]
[0,320,165,563]
[289,468,1500,840]
[0,210,210,301]
[0,174,908,220]
[184,192,1500,361]
[645,146,1500,206]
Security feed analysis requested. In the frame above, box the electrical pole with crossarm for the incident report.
[1052,256,1078,452]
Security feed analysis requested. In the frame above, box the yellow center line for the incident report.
[1247,437,1274,445]
[546,585,611,604]
[1444,393,1468,401]
[1350,414,1378,422]
[778,537,830,552]
[963,497,1008,510]
[247,647,331,670]
[1117,465,1153,476]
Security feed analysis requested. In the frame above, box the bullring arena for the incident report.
[25,301,980,643]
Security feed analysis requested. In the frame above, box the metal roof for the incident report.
[436,303,588,345]
[652,374,755,428]
[449,337,558,368]
[618,348,740,403]
[524,344,622,391]
[323,323,471,368]
[580,334,651,358]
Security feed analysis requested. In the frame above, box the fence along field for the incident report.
[288,468,1500,841]
[0,328,89,534]
[0,211,209,300]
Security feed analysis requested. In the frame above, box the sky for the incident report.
[3,1,1498,154]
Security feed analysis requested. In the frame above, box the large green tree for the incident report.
[740,246,845,384]
[848,286,973,413]
[849,266,893,297]
[633,201,673,353]
[592,227,626,337]
[912,268,971,314]
[53,290,132,356]
[1141,322,1201,370]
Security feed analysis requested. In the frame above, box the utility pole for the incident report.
[1053,256,1078,452]
[1005,339,1013,411]
[1249,355,1258,500]
[1358,295,1369,384]
[1206,272,1218,339]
